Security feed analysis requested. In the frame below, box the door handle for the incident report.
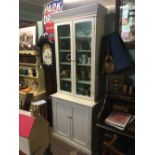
[67,116,72,119]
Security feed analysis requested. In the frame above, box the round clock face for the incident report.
[42,43,52,66]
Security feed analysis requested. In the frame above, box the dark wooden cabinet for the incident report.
[96,93,135,155]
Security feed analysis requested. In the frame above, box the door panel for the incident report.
[55,101,71,139]
[71,105,91,147]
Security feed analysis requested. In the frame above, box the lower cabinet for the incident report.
[52,96,93,154]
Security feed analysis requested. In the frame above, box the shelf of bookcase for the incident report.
[19,63,37,67]
[96,93,135,139]
[109,93,135,103]
[19,75,38,79]
[96,121,135,139]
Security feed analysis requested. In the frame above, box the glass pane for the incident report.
[75,21,91,97]
[58,25,72,92]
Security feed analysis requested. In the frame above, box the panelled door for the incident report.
[53,100,71,139]
[71,104,91,148]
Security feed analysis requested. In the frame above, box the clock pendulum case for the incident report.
[37,35,57,97]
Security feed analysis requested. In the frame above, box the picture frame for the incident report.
[19,25,37,50]
[115,0,135,48]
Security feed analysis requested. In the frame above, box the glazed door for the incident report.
[73,18,95,99]
[55,22,73,94]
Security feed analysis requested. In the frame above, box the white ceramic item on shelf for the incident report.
[87,57,91,64]
[66,53,71,62]
[81,54,88,64]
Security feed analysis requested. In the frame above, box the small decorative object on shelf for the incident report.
[60,69,70,78]
[108,73,135,97]
[66,53,71,62]
[115,0,135,48]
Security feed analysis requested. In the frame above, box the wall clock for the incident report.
[42,43,53,66]
[37,35,55,69]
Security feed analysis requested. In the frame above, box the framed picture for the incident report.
[116,0,135,48]
[19,25,37,50]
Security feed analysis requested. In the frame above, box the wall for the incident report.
[37,21,44,40]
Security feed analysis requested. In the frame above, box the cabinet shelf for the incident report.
[19,90,46,96]
[19,75,38,79]
[59,36,70,39]
[19,50,39,56]
[60,49,70,51]
[60,62,71,65]
[76,50,91,53]
[109,93,135,103]
[19,63,37,66]
[60,50,71,52]
[60,78,71,81]
[77,80,90,85]
[76,36,91,40]
[77,64,91,67]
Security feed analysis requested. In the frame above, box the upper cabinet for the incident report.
[53,4,107,103]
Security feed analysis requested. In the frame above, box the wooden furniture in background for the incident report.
[37,35,57,126]
[37,35,57,97]
[19,50,46,108]
[101,134,126,155]
[31,99,48,120]
[96,93,135,155]
[22,93,33,111]
[97,93,135,137]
